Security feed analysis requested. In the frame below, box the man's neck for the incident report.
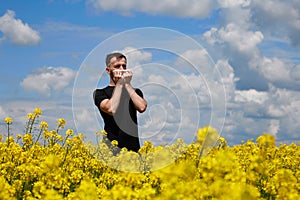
[109,80,116,86]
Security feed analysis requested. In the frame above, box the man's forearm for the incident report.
[125,83,147,113]
[100,84,123,115]
[109,84,123,115]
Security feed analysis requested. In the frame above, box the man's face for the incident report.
[106,57,127,82]
[107,57,127,71]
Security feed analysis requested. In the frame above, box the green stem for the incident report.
[25,120,29,134]
[7,123,10,147]
[56,124,62,136]
[34,128,44,145]
[62,135,69,147]
[28,114,37,134]
[61,146,70,168]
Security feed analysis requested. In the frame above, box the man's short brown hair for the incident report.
[106,52,127,66]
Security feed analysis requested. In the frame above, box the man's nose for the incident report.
[120,65,125,70]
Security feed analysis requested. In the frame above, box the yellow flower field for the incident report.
[0,108,299,199]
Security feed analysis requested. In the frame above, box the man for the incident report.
[93,52,147,152]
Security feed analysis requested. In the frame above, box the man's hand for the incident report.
[113,70,123,85]
[113,70,132,85]
[123,70,132,84]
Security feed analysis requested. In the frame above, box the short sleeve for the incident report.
[135,88,143,98]
[93,89,108,110]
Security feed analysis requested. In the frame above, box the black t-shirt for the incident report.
[93,86,143,152]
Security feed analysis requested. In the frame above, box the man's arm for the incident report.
[122,70,147,113]
[125,83,147,113]
[100,84,123,115]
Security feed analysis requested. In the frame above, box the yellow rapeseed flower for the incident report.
[0,176,15,199]
[22,133,33,145]
[49,130,58,137]
[56,135,63,142]
[196,125,219,144]
[101,129,108,136]
[66,129,74,136]
[43,129,51,139]
[57,118,66,128]
[256,133,276,148]
[2,110,300,200]
[111,140,118,146]
[27,113,34,120]
[218,136,227,148]
[39,121,48,130]
[34,108,42,115]
[70,179,98,199]
[4,117,13,124]
[66,138,72,145]
[43,154,60,170]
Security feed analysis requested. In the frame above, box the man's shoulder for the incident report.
[95,86,114,92]
[134,88,143,97]
[93,86,114,97]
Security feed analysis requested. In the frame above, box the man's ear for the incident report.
[105,67,110,74]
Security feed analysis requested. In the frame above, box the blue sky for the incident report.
[1,0,300,146]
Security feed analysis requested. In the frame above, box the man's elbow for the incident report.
[100,105,115,116]
[138,103,147,113]
[107,107,118,115]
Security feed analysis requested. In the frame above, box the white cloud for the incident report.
[121,46,152,70]
[254,57,291,83]
[218,0,252,29]
[248,55,300,89]
[203,27,220,45]
[0,10,40,45]
[75,108,94,124]
[175,49,212,76]
[215,59,239,95]
[218,0,250,8]
[266,104,287,118]
[222,82,300,144]
[88,0,218,18]
[253,0,299,21]
[0,100,76,139]
[265,87,300,140]
[202,0,300,93]
[73,108,99,136]
[267,119,280,137]
[234,89,268,104]
[20,67,77,97]
[290,64,300,82]
[88,0,300,48]
[0,106,7,120]
[251,0,300,46]
[205,23,264,55]
[216,0,300,47]
[178,49,210,66]
[266,85,300,119]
